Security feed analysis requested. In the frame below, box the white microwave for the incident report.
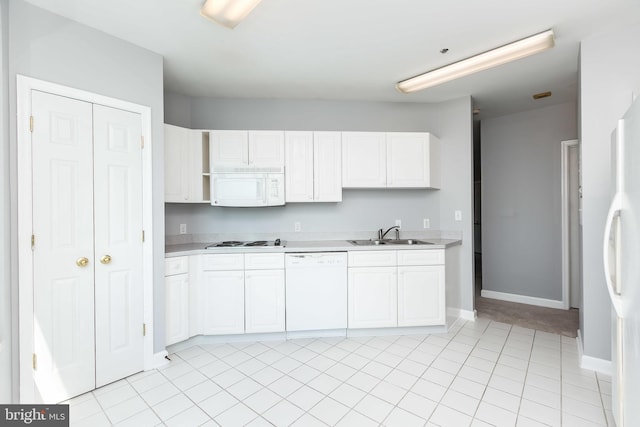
[210,166,285,207]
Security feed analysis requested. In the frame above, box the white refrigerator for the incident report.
[604,95,640,427]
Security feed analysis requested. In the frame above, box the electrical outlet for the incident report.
[294,222,301,232]
[179,224,187,234]
[395,219,402,228]
[455,210,462,221]
[423,218,430,229]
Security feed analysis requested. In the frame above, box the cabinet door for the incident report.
[397,265,445,326]
[165,274,189,345]
[387,132,439,188]
[245,269,285,333]
[164,124,190,202]
[348,267,397,328]
[314,132,342,201]
[249,131,285,166]
[342,132,387,188]
[201,271,245,334]
[211,130,249,166]
[285,131,314,202]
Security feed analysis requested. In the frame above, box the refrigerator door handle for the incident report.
[604,193,624,315]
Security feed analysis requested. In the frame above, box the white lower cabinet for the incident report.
[348,249,445,329]
[165,257,190,346]
[244,253,285,333]
[348,266,398,328]
[166,247,445,344]
[397,265,445,326]
[199,253,284,336]
[201,270,245,335]
[201,253,245,335]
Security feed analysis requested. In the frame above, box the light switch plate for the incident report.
[179,224,187,234]
[423,218,430,229]
[454,210,462,221]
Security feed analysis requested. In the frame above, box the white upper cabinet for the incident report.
[285,131,342,202]
[342,132,387,188]
[342,131,440,189]
[387,132,440,189]
[249,131,285,166]
[314,132,342,201]
[211,130,284,167]
[210,130,249,166]
[164,124,211,203]
[285,131,314,202]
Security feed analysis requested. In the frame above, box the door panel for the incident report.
[201,271,245,335]
[245,270,285,333]
[93,104,144,387]
[32,90,95,402]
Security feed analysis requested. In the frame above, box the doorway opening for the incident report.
[561,139,580,309]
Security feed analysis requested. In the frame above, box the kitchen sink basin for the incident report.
[347,239,433,246]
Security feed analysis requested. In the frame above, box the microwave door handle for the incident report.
[259,180,267,204]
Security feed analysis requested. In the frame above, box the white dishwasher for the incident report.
[285,252,347,331]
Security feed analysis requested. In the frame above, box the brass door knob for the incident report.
[100,254,112,265]
[76,257,89,267]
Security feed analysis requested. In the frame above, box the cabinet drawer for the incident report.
[165,256,189,276]
[348,250,396,267]
[245,253,285,270]
[202,253,244,271]
[397,249,444,266]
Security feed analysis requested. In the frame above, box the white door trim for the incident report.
[561,139,579,311]
[16,75,154,403]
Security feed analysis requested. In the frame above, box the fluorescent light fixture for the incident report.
[200,0,263,29]
[396,29,555,93]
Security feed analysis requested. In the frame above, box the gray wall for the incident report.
[166,190,441,236]
[7,0,166,379]
[164,91,191,129]
[0,0,11,404]
[580,23,640,360]
[481,102,577,301]
[165,95,475,314]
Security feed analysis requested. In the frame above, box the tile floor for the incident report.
[65,318,614,426]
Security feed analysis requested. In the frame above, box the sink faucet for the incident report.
[378,226,400,240]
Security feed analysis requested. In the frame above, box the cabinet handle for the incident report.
[76,257,89,267]
[100,254,112,264]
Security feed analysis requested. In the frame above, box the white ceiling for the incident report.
[24,0,640,119]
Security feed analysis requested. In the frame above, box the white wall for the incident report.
[7,0,166,370]
[580,23,640,361]
[165,95,476,314]
[481,102,577,301]
[0,0,11,404]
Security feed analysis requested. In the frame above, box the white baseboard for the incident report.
[153,350,170,369]
[286,329,346,340]
[577,330,612,375]
[346,325,447,338]
[481,289,565,309]
[447,307,477,321]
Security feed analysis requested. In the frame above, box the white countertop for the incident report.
[165,238,461,257]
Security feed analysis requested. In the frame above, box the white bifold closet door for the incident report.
[31,90,144,403]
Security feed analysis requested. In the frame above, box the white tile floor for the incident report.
[65,318,614,426]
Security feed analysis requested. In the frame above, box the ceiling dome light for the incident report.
[200,0,263,29]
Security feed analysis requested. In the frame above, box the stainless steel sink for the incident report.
[347,239,433,246]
